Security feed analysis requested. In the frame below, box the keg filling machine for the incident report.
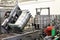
[0,3,40,40]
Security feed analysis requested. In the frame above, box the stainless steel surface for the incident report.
[0,5,21,33]
[1,5,20,26]
[15,10,31,28]
[9,10,31,29]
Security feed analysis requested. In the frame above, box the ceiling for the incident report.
[1,0,37,3]
[0,0,16,7]
[19,0,36,2]
[0,0,37,7]
[0,0,52,5]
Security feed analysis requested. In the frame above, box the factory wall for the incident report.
[18,0,60,17]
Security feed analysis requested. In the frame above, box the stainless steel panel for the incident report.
[9,10,31,29]
[16,10,31,28]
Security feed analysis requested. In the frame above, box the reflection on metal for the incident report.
[24,16,35,32]
[9,10,31,29]
[1,5,20,26]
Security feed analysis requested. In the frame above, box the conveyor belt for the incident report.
[0,30,40,40]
